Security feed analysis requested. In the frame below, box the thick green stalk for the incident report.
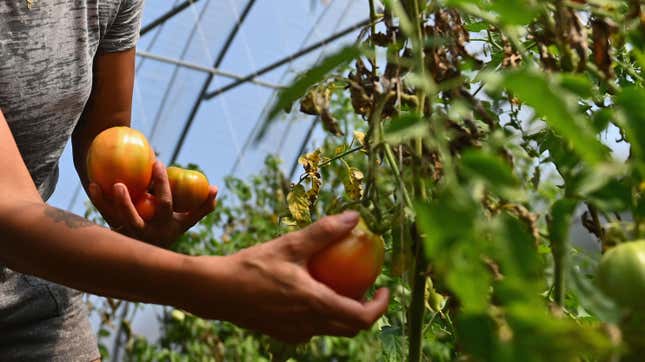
[381,123,414,211]
[368,0,377,74]
[408,1,428,361]
[553,249,566,306]
[408,223,427,362]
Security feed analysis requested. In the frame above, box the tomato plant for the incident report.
[86,127,155,201]
[134,193,156,222]
[166,166,210,212]
[308,218,384,299]
[86,0,645,361]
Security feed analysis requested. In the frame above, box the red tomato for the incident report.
[86,127,155,201]
[167,166,210,212]
[308,218,385,300]
[134,193,156,222]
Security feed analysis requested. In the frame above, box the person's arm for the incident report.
[0,109,190,305]
[71,48,134,191]
[72,49,217,247]
[0,117,388,342]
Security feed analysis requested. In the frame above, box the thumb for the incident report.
[294,211,359,257]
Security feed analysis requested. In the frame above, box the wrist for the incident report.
[169,254,234,318]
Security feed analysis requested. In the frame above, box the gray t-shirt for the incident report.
[0,0,144,200]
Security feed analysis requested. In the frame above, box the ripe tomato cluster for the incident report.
[308,218,385,300]
[86,127,210,221]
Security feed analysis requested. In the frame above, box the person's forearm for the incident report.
[72,49,135,191]
[0,199,202,307]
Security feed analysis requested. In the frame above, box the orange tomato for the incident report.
[167,166,210,212]
[308,218,385,300]
[87,127,155,201]
[134,193,156,222]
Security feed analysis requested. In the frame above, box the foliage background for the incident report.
[87,1,645,361]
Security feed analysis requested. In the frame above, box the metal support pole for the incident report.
[135,51,283,90]
[203,18,371,100]
[140,0,201,36]
[170,0,257,164]
[288,117,319,179]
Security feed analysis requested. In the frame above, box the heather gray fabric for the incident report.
[0,0,143,360]
[0,269,98,361]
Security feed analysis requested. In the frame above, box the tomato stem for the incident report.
[408,223,427,362]
[408,1,428,361]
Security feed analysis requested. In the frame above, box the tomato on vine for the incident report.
[596,240,645,309]
[308,217,385,300]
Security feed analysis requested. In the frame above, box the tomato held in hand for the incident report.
[308,218,385,300]
[87,127,155,200]
[167,166,210,212]
[134,193,156,222]
[596,240,645,309]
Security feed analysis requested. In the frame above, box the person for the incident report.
[0,1,389,360]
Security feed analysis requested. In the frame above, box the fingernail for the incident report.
[338,211,359,225]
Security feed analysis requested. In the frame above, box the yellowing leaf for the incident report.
[287,184,312,226]
[343,162,364,201]
[298,149,322,173]
[353,130,366,147]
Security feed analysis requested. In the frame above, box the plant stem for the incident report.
[319,145,364,168]
[408,223,427,362]
[363,94,389,206]
[296,145,364,185]
[368,0,378,73]
[381,125,414,211]
[553,251,566,306]
[408,1,428,361]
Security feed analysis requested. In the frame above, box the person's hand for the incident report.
[88,160,218,247]
[181,211,390,344]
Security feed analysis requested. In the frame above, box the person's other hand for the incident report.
[182,211,390,344]
[89,160,217,247]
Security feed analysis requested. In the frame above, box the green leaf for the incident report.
[557,73,594,99]
[383,112,428,144]
[447,244,492,312]
[461,150,518,188]
[591,109,612,132]
[465,20,488,32]
[489,0,538,25]
[447,0,538,25]
[456,313,497,361]
[499,214,542,281]
[587,178,632,211]
[416,192,476,257]
[616,87,645,160]
[257,46,362,142]
[503,68,607,165]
